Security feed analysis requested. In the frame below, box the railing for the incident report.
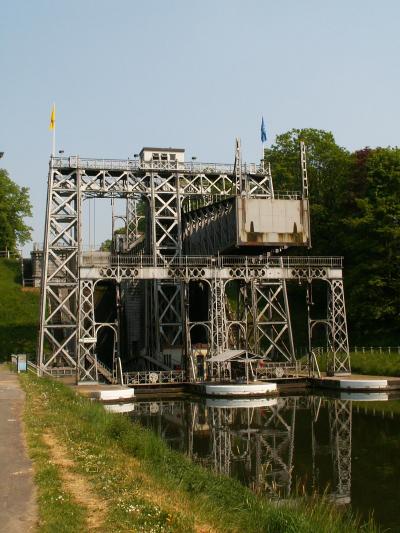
[254,361,301,380]
[124,370,186,385]
[351,346,400,354]
[81,253,343,269]
[51,156,265,175]
[26,360,76,378]
[0,250,22,258]
[274,191,302,200]
[302,346,400,355]
[46,367,76,377]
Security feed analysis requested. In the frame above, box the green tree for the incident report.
[265,129,400,344]
[343,148,400,342]
[265,128,351,254]
[99,239,112,251]
[0,169,32,251]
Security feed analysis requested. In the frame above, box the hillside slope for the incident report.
[0,259,40,361]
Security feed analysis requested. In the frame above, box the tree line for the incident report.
[0,169,32,252]
[265,128,399,344]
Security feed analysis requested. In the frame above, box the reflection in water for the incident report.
[205,397,296,499]
[130,396,352,504]
[312,398,352,504]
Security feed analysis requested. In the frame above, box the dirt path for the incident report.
[0,364,37,532]
[42,432,108,531]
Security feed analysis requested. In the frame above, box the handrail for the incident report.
[124,370,186,385]
[27,360,56,377]
[51,156,266,175]
[80,253,343,269]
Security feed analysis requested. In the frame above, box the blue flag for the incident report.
[261,117,267,143]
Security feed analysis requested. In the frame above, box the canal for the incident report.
[127,394,400,530]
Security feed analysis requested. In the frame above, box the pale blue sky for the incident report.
[1,0,400,252]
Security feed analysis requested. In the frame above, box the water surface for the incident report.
[128,394,400,530]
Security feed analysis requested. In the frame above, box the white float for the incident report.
[104,402,135,413]
[206,397,278,408]
[338,379,388,390]
[339,391,389,401]
[92,387,135,401]
[205,382,277,397]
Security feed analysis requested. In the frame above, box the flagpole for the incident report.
[262,140,265,170]
[52,102,56,157]
[260,116,266,170]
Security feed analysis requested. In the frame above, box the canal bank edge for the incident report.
[18,370,378,533]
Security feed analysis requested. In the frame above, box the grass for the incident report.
[20,372,378,533]
[350,351,400,377]
[311,351,400,378]
[0,258,40,361]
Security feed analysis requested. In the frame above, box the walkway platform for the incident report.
[312,374,400,392]
[0,365,37,532]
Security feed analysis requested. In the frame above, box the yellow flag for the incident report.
[49,104,55,131]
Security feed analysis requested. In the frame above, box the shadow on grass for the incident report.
[0,324,37,362]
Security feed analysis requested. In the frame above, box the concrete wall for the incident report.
[237,198,310,247]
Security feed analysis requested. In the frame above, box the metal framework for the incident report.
[37,144,351,381]
[311,397,352,504]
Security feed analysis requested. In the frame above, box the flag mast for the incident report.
[261,116,267,170]
[49,103,56,156]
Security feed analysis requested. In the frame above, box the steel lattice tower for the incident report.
[37,141,351,382]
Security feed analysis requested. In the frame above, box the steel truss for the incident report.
[38,162,80,372]
[308,279,350,374]
[251,279,294,361]
[328,280,350,374]
[78,280,98,381]
[38,154,350,380]
[126,195,142,250]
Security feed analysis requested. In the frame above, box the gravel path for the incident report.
[0,364,37,532]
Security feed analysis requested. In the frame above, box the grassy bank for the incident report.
[312,351,400,377]
[0,258,39,361]
[350,351,400,377]
[20,373,377,533]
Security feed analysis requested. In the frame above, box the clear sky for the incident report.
[1,0,400,253]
